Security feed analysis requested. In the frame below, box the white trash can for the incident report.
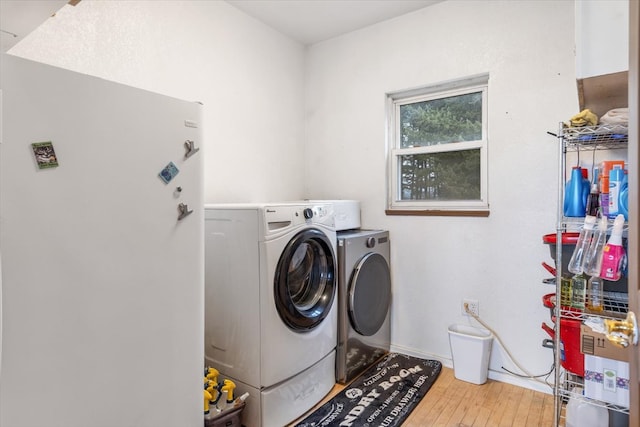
[448,324,493,385]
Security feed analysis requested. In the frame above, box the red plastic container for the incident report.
[541,293,584,377]
[542,232,579,275]
[559,318,583,376]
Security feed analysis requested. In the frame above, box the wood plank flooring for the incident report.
[290,367,557,426]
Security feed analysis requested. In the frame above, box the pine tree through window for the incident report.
[386,74,489,216]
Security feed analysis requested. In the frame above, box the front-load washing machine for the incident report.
[204,203,337,427]
[336,229,392,384]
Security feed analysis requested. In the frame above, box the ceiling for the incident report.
[226,0,441,45]
[1,0,442,53]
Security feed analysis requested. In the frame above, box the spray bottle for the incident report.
[205,380,219,417]
[599,214,627,281]
[205,367,219,383]
[583,216,608,276]
[217,379,236,412]
[205,368,220,404]
[203,389,214,420]
[568,215,597,274]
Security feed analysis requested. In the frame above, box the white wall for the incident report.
[11,0,586,393]
[8,0,307,203]
[304,0,578,391]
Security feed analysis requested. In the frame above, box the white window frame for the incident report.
[385,74,489,215]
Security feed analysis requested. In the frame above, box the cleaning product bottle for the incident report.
[233,392,250,408]
[205,380,219,415]
[607,165,624,218]
[586,276,604,312]
[570,273,587,310]
[206,367,219,383]
[205,368,220,404]
[568,215,597,274]
[204,389,214,420]
[560,275,573,308]
[585,182,600,217]
[585,166,600,217]
[599,160,625,218]
[599,214,627,281]
[619,169,628,221]
[564,167,589,217]
[223,379,235,408]
[581,167,591,202]
[600,173,610,218]
[217,379,236,412]
[583,216,608,276]
[566,387,609,427]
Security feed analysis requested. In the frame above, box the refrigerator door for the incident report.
[0,54,203,427]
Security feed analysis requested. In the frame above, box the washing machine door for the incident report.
[349,252,391,336]
[274,228,336,331]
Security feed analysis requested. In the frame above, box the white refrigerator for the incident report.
[0,54,204,427]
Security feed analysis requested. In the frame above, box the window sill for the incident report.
[385,209,490,217]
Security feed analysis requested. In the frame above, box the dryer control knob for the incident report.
[303,208,314,219]
[366,237,376,248]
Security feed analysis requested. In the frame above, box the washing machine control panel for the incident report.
[262,204,336,235]
[306,204,334,227]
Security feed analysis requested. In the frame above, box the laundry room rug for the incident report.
[294,353,442,427]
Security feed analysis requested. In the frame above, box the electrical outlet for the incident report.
[462,299,479,317]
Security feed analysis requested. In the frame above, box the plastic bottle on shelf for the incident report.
[607,165,624,218]
[216,379,236,412]
[584,166,600,217]
[570,273,587,310]
[599,160,625,219]
[564,167,590,217]
[619,169,628,221]
[599,214,627,281]
[565,386,609,427]
[568,215,597,274]
[600,174,610,218]
[560,275,573,308]
[586,276,604,312]
[585,183,600,217]
[581,167,591,199]
[583,216,608,276]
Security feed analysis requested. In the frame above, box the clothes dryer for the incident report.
[204,203,337,427]
[336,229,392,384]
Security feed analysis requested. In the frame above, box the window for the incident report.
[386,74,489,216]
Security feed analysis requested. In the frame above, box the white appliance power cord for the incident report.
[464,303,554,389]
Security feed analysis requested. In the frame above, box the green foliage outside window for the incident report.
[398,92,483,201]
[400,151,481,201]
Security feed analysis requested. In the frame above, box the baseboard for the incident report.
[390,343,553,395]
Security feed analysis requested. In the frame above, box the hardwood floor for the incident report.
[291,367,557,427]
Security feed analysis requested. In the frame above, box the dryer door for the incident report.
[274,228,336,331]
[348,252,391,336]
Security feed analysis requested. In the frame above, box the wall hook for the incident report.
[178,203,193,221]
[184,140,200,159]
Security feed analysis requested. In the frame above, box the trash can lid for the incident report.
[448,324,492,339]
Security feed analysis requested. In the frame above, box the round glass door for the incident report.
[348,252,391,336]
[274,228,336,331]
